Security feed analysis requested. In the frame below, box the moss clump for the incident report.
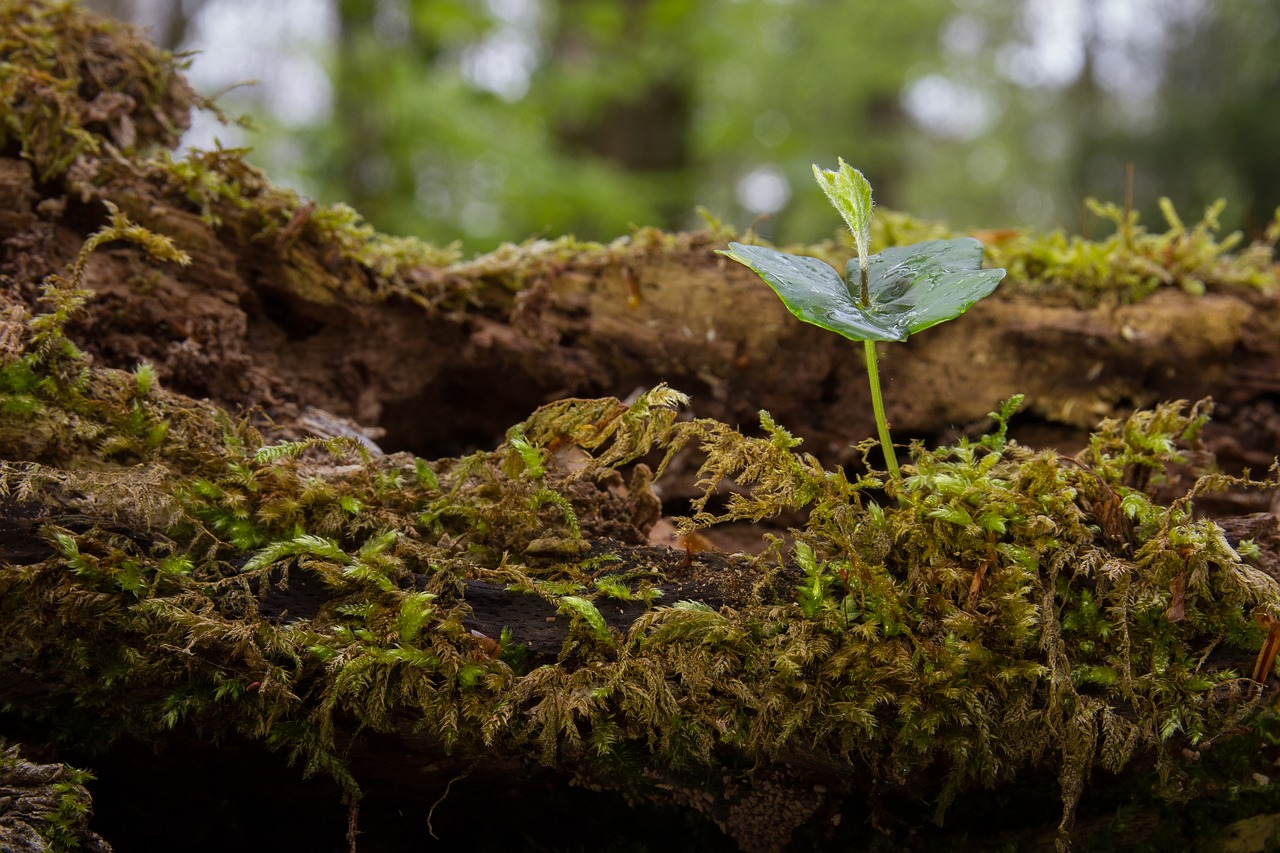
[988,197,1280,302]
[76,145,468,309]
[591,393,1273,842]
[0,0,201,179]
[0,0,466,313]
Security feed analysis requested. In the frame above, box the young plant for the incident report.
[718,159,1007,478]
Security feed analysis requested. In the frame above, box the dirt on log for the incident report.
[6,3,1280,853]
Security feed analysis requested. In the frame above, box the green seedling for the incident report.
[719,159,1007,478]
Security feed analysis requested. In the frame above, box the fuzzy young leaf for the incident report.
[720,238,1005,344]
[813,158,874,274]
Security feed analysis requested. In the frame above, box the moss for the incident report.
[794,196,1280,306]
[0,1,465,313]
[6,5,1280,848]
[421,192,1276,312]
[4,211,1280,849]
[86,146,468,309]
[988,197,1280,303]
[634,394,1277,838]
[0,0,202,180]
[305,201,463,278]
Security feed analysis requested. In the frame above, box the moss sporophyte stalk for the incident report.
[718,159,1007,478]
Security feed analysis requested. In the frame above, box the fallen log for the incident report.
[5,4,1280,853]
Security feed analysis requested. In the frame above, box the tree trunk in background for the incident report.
[332,0,383,219]
[548,0,693,229]
[79,0,202,50]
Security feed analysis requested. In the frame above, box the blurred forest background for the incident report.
[85,0,1280,255]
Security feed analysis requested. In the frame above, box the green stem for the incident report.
[863,339,900,479]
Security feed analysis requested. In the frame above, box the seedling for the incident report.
[719,159,1007,478]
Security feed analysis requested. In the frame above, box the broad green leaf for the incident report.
[851,239,1007,337]
[719,237,1006,343]
[719,243,893,340]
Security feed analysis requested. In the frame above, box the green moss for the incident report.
[774,197,1279,306]
[3,203,1280,849]
[306,201,463,277]
[109,146,467,307]
[0,1,466,314]
[42,769,95,853]
[988,197,1280,302]
[644,395,1277,837]
[0,0,202,180]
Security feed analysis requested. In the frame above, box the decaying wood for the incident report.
[0,743,110,853]
[32,173,1280,476]
[5,3,1280,852]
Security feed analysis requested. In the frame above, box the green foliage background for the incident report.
[87,0,1280,254]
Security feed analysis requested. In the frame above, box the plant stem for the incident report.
[863,339,900,479]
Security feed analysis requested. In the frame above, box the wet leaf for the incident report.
[719,237,1006,343]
